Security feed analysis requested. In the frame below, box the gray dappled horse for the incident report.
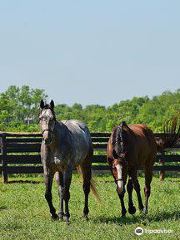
[39,100,99,223]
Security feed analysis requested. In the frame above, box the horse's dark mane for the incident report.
[112,121,128,158]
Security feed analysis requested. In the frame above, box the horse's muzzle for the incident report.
[43,138,53,145]
[42,131,53,145]
[116,180,124,195]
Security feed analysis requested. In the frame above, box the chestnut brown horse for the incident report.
[107,116,180,217]
[39,100,100,223]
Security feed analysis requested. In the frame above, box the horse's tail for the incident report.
[90,177,101,203]
[76,166,101,203]
[156,112,180,152]
[112,121,128,158]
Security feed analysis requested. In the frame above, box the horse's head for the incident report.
[112,157,128,195]
[39,100,56,145]
[111,122,128,195]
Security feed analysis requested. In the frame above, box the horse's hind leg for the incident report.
[44,172,58,220]
[127,177,136,214]
[63,165,72,223]
[55,171,64,220]
[80,153,92,219]
[144,167,153,214]
[131,168,144,212]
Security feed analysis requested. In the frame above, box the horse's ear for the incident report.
[40,100,44,109]
[50,100,54,109]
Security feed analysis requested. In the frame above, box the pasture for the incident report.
[0,174,180,240]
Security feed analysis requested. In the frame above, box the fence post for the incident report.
[1,134,8,183]
[159,152,165,181]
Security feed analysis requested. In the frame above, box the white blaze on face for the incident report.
[115,164,123,194]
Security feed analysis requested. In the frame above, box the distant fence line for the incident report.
[0,132,180,183]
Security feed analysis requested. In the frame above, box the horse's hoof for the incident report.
[58,213,64,221]
[139,205,144,212]
[51,213,59,221]
[64,216,70,225]
[128,206,136,215]
[143,208,148,215]
[121,209,127,217]
[58,212,64,220]
[83,215,89,221]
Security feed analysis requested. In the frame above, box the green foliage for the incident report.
[0,85,180,132]
[0,86,47,131]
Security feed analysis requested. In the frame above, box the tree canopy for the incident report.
[0,85,180,132]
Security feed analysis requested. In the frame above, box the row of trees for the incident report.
[0,85,180,132]
[0,86,47,131]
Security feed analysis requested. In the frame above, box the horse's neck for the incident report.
[54,120,68,140]
[53,120,71,151]
[47,121,71,166]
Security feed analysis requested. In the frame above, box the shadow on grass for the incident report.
[166,179,180,183]
[0,206,7,211]
[92,210,180,225]
[6,180,41,184]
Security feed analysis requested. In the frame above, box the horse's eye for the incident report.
[40,118,46,122]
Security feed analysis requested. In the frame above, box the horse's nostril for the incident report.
[117,187,123,195]
[44,137,52,145]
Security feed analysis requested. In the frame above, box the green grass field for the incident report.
[0,174,180,240]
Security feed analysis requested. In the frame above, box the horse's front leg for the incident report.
[127,177,136,214]
[63,165,72,223]
[111,162,127,217]
[55,171,64,220]
[44,172,58,220]
[118,186,127,217]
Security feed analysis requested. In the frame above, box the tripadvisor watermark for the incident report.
[135,227,143,236]
[135,227,173,235]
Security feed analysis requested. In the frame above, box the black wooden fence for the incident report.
[0,132,180,183]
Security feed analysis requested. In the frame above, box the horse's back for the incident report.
[62,120,92,165]
[129,124,155,144]
[128,124,157,167]
[62,120,90,137]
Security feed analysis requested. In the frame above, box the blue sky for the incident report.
[0,1,180,106]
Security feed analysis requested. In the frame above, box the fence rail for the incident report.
[0,132,179,182]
